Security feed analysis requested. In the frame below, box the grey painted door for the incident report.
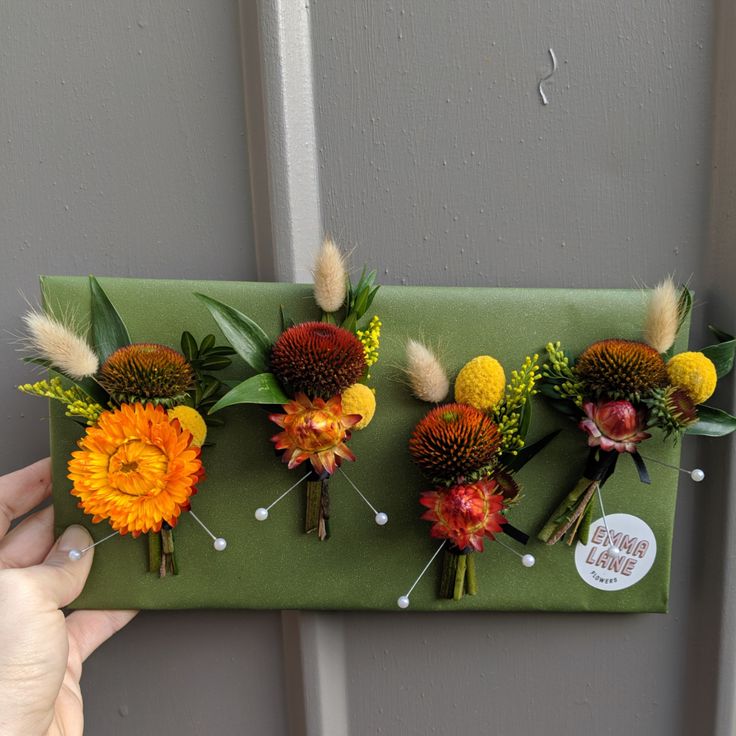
[3,1,736,734]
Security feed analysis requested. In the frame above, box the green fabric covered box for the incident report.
[43,276,687,612]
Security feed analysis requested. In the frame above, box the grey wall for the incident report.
[305,1,730,735]
[3,0,735,734]
[0,3,288,735]
[1,0,258,471]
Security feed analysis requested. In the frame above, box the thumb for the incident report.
[29,525,95,608]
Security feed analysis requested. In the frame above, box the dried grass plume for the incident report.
[404,339,450,403]
[643,277,679,354]
[23,310,99,380]
[313,237,347,313]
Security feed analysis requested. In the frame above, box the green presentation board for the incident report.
[43,276,687,612]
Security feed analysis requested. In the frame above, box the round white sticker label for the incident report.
[574,513,657,591]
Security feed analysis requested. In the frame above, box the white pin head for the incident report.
[255,507,269,521]
[691,468,705,482]
[68,549,83,561]
[375,512,388,526]
[521,554,535,568]
[397,595,410,609]
[213,537,227,551]
[608,545,622,558]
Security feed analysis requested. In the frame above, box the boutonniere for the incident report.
[197,238,387,539]
[19,277,234,575]
[537,278,736,550]
[397,343,555,607]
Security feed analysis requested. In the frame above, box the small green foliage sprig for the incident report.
[180,331,236,424]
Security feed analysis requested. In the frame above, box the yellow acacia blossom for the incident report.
[494,354,541,455]
[356,315,381,379]
[18,377,103,425]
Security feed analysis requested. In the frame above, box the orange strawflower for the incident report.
[68,403,203,536]
[270,393,360,475]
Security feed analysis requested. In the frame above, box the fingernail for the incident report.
[57,525,92,552]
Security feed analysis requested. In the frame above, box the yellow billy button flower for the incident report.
[666,351,717,405]
[454,355,506,412]
[168,405,208,447]
[340,383,376,430]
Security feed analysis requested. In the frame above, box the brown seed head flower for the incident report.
[409,403,501,482]
[98,343,193,406]
[574,338,668,400]
[270,322,366,399]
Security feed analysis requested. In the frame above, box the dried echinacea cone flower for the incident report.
[404,339,449,403]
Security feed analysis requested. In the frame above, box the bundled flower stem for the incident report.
[537,280,736,547]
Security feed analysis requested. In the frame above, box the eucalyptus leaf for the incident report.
[195,293,271,373]
[209,373,288,412]
[89,276,131,363]
[685,405,736,437]
[701,339,736,379]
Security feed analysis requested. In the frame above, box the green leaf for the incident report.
[518,399,532,442]
[676,286,693,334]
[202,346,237,357]
[709,325,735,343]
[24,355,107,403]
[199,356,233,371]
[503,429,561,473]
[279,305,296,331]
[686,405,736,436]
[180,331,198,361]
[701,339,736,379]
[194,293,271,373]
[199,334,216,353]
[46,366,107,405]
[209,373,288,412]
[23,356,53,368]
[341,313,357,333]
[89,276,131,363]
[199,375,220,401]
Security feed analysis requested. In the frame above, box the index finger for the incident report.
[0,458,52,539]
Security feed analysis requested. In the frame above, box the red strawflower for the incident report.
[420,478,506,552]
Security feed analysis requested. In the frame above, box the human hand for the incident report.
[0,458,137,736]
